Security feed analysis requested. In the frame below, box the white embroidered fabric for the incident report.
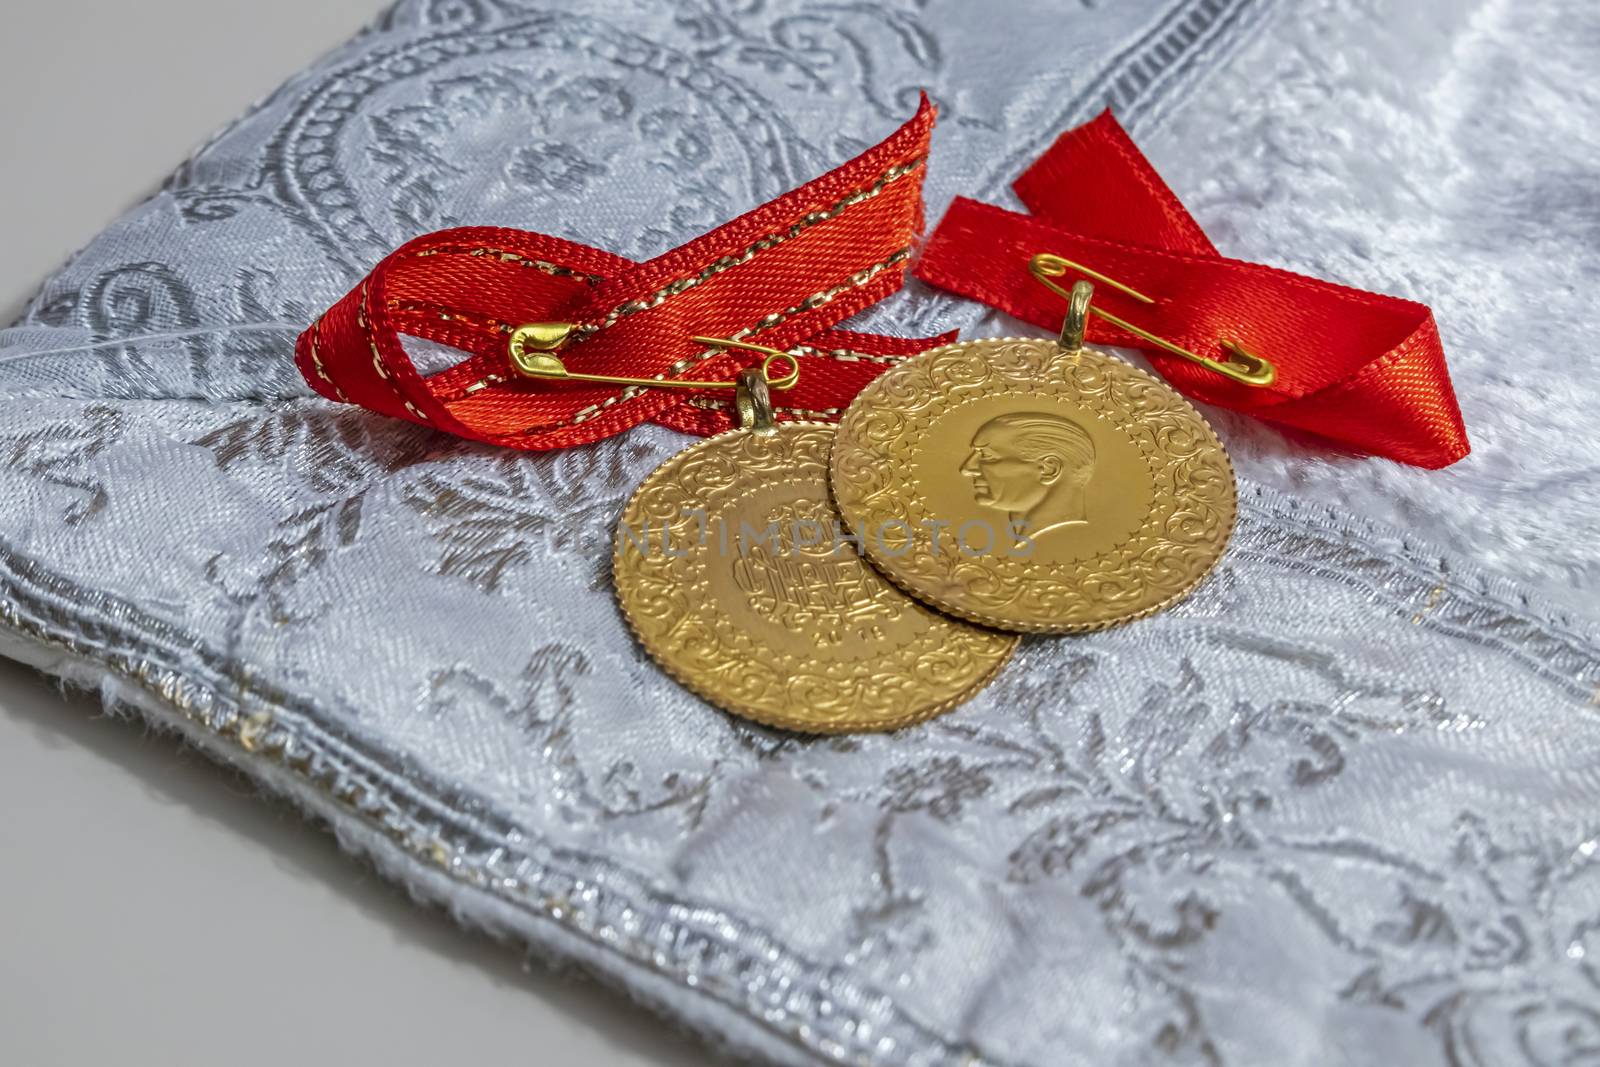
[2,1,1598,1064]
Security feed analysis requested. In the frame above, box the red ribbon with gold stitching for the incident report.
[297,98,948,448]
[914,110,1469,468]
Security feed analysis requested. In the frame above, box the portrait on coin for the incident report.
[959,411,1097,537]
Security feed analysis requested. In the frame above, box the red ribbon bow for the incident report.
[915,111,1469,468]
[297,98,947,449]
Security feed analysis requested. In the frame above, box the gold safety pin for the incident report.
[1028,253,1276,387]
[508,322,800,391]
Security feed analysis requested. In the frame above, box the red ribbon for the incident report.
[914,111,1469,468]
[297,98,948,449]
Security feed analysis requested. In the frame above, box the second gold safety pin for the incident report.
[1028,253,1276,387]
[508,322,801,392]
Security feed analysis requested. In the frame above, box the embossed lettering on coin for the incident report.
[614,424,1017,733]
[830,338,1236,633]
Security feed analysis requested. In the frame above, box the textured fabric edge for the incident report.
[0,633,818,1067]
[0,544,1001,1067]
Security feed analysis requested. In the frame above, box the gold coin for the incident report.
[830,337,1236,633]
[613,423,1018,733]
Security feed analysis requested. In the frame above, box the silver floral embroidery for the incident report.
[3,1,1596,1065]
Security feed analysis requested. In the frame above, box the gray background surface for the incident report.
[0,3,700,1063]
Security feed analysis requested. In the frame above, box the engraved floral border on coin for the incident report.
[613,424,1018,733]
[830,337,1238,633]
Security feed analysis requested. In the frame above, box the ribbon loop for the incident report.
[298,98,949,449]
[915,110,1469,468]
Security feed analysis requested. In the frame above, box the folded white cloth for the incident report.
[3,1,1597,1064]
